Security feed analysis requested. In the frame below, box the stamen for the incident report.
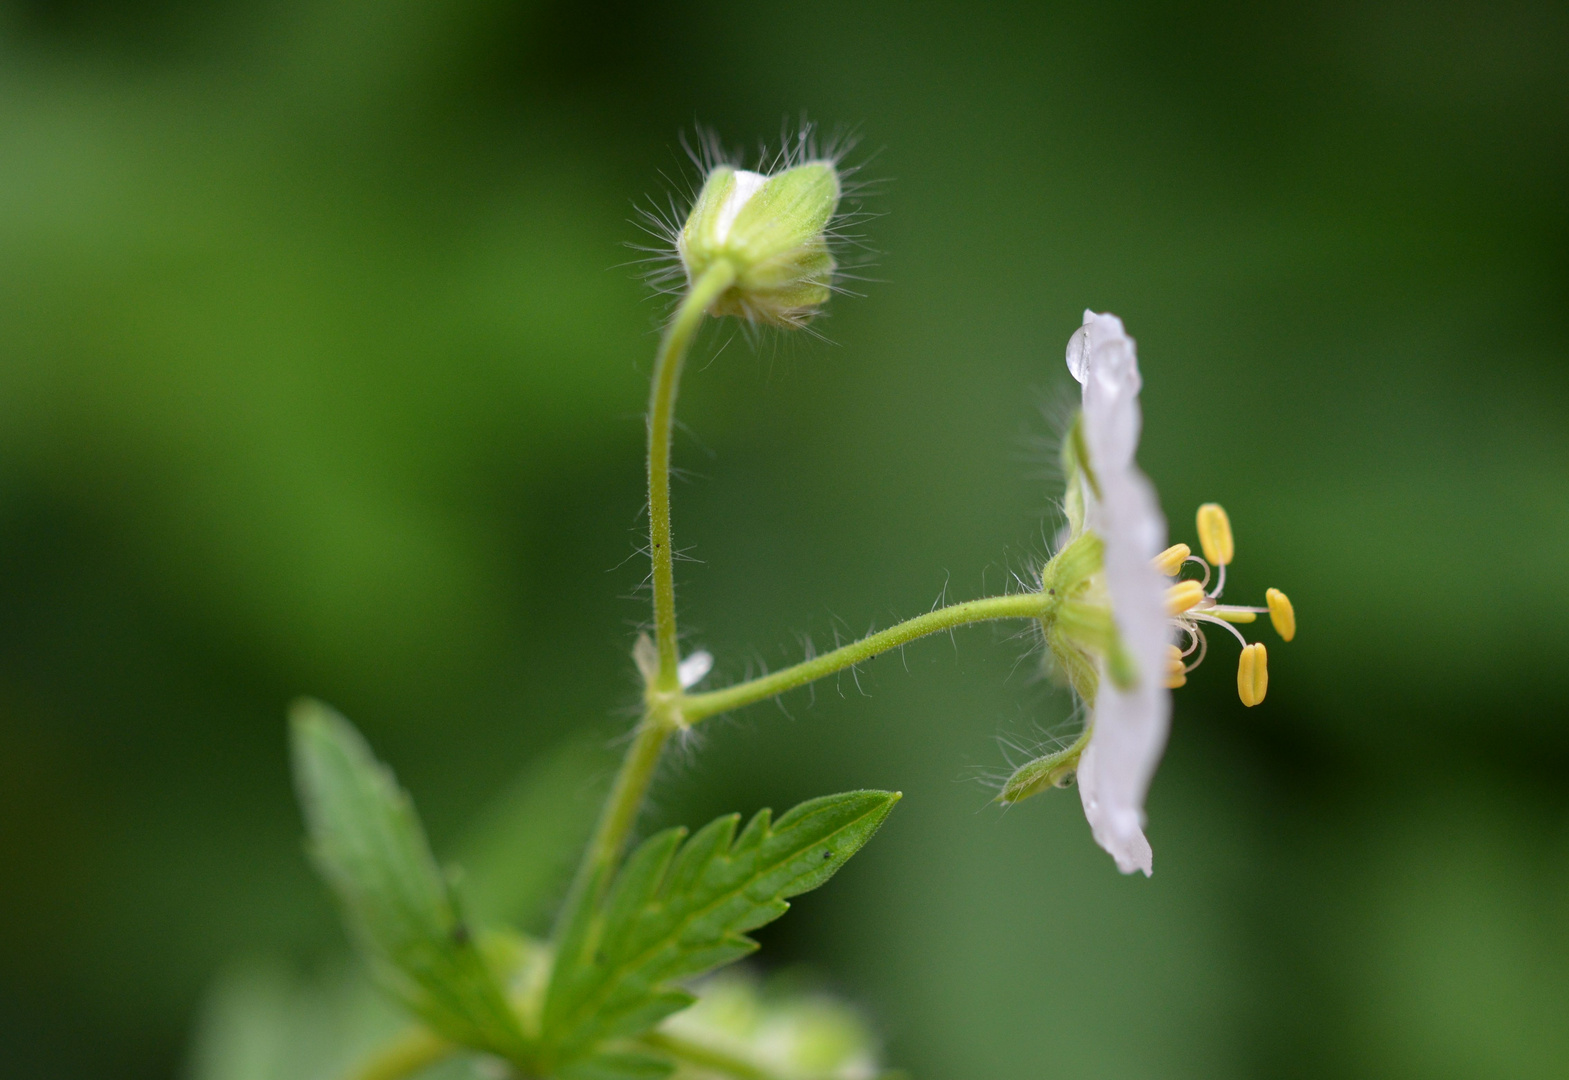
[1178,624,1207,666]
[1152,543,1190,577]
[1210,605,1262,624]
[1196,503,1235,567]
[1164,644,1187,688]
[1210,560,1227,599]
[1191,611,1250,648]
[1237,642,1268,707]
[1266,588,1296,641]
[1184,555,1212,591]
[1165,580,1206,616]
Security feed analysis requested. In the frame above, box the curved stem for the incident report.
[557,263,1043,942]
[346,1026,451,1080]
[553,266,734,941]
[648,261,737,688]
[682,592,1049,724]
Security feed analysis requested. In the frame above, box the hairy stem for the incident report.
[346,1027,451,1080]
[552,712,673,942]
[553,267,734,941]
[648,260,736,688]
[682,592,1049,723]
[549,592,1046,945]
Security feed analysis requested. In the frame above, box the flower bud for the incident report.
[678,162,841,327]
[999,741,1085,804]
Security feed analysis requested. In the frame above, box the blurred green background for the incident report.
[2,0,1567,1076]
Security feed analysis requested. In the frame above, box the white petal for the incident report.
[1073,311,1172,876]
[1077,310,1143,472]
[678,649,714,689]
[1077,741,1153,875]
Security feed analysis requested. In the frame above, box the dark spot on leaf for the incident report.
[451,923,470,946]
[823,850,833,860]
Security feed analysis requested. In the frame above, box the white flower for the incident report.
[1066,311,1172,876]
[1006,313,1295,869]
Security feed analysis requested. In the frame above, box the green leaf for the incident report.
[540,790,900,1071]
[288,698,528,1061]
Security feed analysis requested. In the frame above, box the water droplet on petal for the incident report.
[1066,324,1091,383]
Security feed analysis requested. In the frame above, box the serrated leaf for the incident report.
[289,699,529,1061]
[540,790,900,1071]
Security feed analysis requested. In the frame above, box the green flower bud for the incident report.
[998,738,1087,804]
[679,161,841,328]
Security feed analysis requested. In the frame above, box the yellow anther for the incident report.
[1152,543,1191,577]
[1165,579,1206,616]
[1266,587,1296,641]
[1196,503,1234,566]
[1164,644,1187,689]
[1237,642,1268,707]
[1212,608,1257,624]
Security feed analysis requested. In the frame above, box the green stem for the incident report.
[648,260,737,688]
[555,713,673,933]
[549,592,1045,983]
[571,712,674,904]
[682,592,1049,724]
[346,1027,451,1080]
[553,265,734,941]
